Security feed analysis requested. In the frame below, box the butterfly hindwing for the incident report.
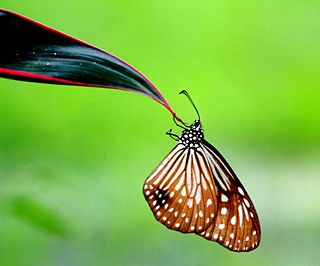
[196,141,261,251]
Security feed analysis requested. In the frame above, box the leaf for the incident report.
[0,9,176,115]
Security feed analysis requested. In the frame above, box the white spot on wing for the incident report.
[175,176,184,191]
[238,205,243,227]
[221,194,229,202]
[231,215,236,225]
[242,203,249,221]
[181,187,187,196]
[201,176,208,190]
[238,187,244,195]
[207,199,212,207]
[244,198,250,207]
[195,186,201,205]
[221,207,228,215]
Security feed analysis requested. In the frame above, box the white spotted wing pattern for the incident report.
[143,120,261,252]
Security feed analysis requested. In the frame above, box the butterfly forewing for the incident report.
[143,144,218,234]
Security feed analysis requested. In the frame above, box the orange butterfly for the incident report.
[143,91,261,252]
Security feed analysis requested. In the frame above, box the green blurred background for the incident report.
[1,1,319,265]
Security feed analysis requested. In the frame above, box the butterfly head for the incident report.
[179,120,204,148]
[191,120,201,131]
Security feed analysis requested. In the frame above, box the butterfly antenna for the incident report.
[179,90,201,120]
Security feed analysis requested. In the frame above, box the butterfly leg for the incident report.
[173,114,189,129]
[166,129,180,141]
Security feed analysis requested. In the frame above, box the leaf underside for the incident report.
[0,9,174,114]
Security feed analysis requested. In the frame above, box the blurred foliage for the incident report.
[7,195,72,238]
[0,1,319,266]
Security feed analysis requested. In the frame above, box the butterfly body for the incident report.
[143,120,261,252]
[179,120,203,148]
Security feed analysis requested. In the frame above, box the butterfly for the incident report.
[143,91,261,252]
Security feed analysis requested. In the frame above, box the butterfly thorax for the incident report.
[179,120,204,148]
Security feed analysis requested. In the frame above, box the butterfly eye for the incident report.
[192,120,201,130]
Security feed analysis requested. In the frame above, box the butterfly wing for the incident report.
[196,140,261,251]
[143,143,218,234]
[143,139,261,252]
